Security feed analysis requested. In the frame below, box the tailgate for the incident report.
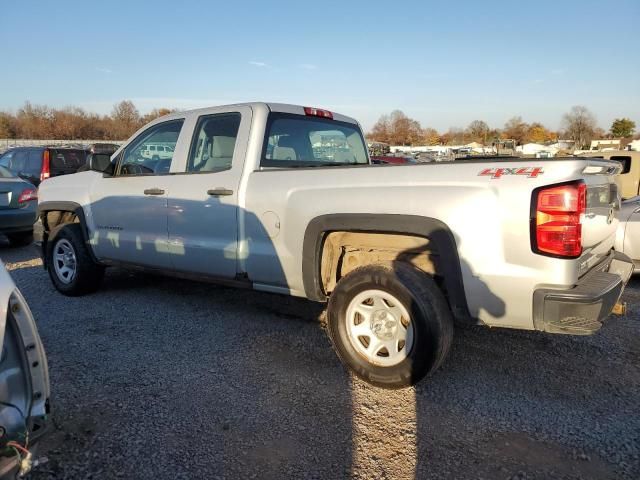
[580,160,621,272]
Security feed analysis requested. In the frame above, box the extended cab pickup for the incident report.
[37,102,634,387]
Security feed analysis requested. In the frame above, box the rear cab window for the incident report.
[261,113,369,168]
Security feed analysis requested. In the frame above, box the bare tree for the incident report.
[503,116,529,145]
[561,106,596,149]
[369,114,391,144]
[388,110,422,145]
[15,102,54,139]
[422,127,440,145]
[369,110,422,145]
[525,122,553,143]
[0,112,16,138]
[111,100,141,139]
[442,127,466,145]
[466,120,490,144]
[142,108,177,124]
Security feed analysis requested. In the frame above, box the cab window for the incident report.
[117,120,184,176]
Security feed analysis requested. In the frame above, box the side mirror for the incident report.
[88,153,114,175]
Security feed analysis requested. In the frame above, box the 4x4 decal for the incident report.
[479,167,544,179]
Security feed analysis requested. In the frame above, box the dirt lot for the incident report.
[1,241,638,480]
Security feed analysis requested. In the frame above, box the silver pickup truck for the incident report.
[37,102,634,387]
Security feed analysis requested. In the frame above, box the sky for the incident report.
[1,0,638,132]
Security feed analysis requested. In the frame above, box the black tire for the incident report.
[327,263,454,388]
[46,224,105,296]
[7,231,33,247]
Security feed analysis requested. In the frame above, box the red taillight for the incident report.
[533,182,586,258]
[40,149,50,182]
[304,106,333,119]
[18,188,37,204]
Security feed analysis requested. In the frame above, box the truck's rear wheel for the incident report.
[327,263,453,388]
[46,224,105,296]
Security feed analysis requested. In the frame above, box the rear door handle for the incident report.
[207,188,233,196]
[143,188,165,195]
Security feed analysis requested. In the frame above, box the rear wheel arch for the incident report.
[302,214,471,322]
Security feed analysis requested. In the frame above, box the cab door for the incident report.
[88,119,186,268]
[166,106,252,278]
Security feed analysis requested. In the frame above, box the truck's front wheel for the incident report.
[46,224,105,296]
[327,263,453,388]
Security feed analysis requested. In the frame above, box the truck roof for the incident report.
[157,102,360,126]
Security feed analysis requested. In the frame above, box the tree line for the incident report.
[0,101,636,149]
[368,106,637,149]
[0,101,176,141]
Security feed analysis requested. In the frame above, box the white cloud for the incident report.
[95,67,113,74]
[248,61,268,67]
[299,63,318,70]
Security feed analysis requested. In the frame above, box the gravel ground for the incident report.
[1,241,638,480]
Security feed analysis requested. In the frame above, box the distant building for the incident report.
[590,139,621,151]
[516,143,558,157]
[550,140,576,151]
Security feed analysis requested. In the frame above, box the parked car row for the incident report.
[0,144,120,187]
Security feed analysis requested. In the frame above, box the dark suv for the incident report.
[0,146,88,186]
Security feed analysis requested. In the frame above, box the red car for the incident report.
[371,155,417,165]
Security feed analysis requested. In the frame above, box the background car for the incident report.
[0,146,88,187]
[370,155,417,165]
[0,262,50,478]
[0,166,37,246]
[616,196,640,273]
[140,144,174,160]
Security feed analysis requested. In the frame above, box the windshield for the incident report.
[0,165,15,178]
[262,113,369,167]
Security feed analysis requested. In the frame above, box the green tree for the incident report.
[610,118,636,138]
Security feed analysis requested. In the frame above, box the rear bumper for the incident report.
[533,251,634,335]
[0,205,37,234]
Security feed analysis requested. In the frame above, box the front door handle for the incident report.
[143,188,165,196]
[207,188,233,196]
